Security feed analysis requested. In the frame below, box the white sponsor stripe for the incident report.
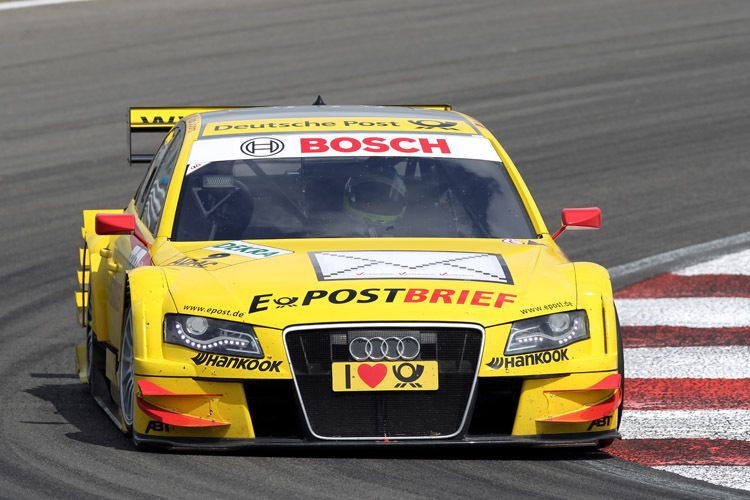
[0,0,92,10]
[653,466,750,492]
[187,133,500,168]
[620,409,750,440]
[616,298,750,327]
[625,346,750,379]
[675,247,750,276]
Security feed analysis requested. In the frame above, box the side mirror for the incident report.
[95,213,136,235]
[551,207,601,240]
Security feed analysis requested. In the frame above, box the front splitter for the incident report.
[133,430,620,451]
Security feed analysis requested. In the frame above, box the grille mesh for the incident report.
[285,325,482,439]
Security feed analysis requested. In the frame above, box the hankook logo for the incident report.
[240,137,284,157]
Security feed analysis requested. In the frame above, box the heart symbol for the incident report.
[357,363,387,388]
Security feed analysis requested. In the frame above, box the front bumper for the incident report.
[130,369,622,448]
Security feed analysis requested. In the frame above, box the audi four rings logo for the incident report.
[240,137,285,157]
[349,336,420,361]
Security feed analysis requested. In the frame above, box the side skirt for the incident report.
[89,339,124,431]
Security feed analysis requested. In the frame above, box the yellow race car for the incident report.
[75,102,622,449]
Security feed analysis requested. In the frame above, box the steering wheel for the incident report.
[191,176,254,240]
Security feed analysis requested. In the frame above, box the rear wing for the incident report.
[127,104,452,165]
[128,107,240,164]
[386,105,452,111]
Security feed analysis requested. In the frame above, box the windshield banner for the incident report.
[186,133,501,173]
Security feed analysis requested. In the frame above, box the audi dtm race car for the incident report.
[74,102,623,449]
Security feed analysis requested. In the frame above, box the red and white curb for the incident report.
[608,247,750,492]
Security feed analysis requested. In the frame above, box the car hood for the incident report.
[155,238,577,330]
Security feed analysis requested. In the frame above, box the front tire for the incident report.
[119,306,135,431]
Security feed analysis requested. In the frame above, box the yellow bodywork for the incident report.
[76,106,620,446]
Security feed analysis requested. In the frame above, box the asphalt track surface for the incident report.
[0,1,748,498]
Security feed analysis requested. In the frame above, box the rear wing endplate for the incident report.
[127,104,452,165]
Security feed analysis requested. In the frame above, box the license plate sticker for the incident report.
[332,361,439,392]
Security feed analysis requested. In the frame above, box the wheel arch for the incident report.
[125,266,172,363]
[573,262,619,364]
[80,209,125,340]
[574,261,623,432]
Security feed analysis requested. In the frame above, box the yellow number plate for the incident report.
[332,361,439,392]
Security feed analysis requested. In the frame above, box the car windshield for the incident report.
[172,156,535,241]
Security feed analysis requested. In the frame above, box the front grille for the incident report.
[243,379,303,438]
[285,324,483,439]
[467,377,522,436]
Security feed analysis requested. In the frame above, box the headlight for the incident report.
[164,314,263,358]
[505,310,588,355]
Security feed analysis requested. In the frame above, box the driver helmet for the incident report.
[343,159,407,229]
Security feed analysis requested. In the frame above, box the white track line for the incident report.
[608,230,750,283]
[0,0,92,11]
[625,346,750,379]
[616,298,750,328]
[620,409,750,440]
[653,466,750,491]
[676,248,750,276]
